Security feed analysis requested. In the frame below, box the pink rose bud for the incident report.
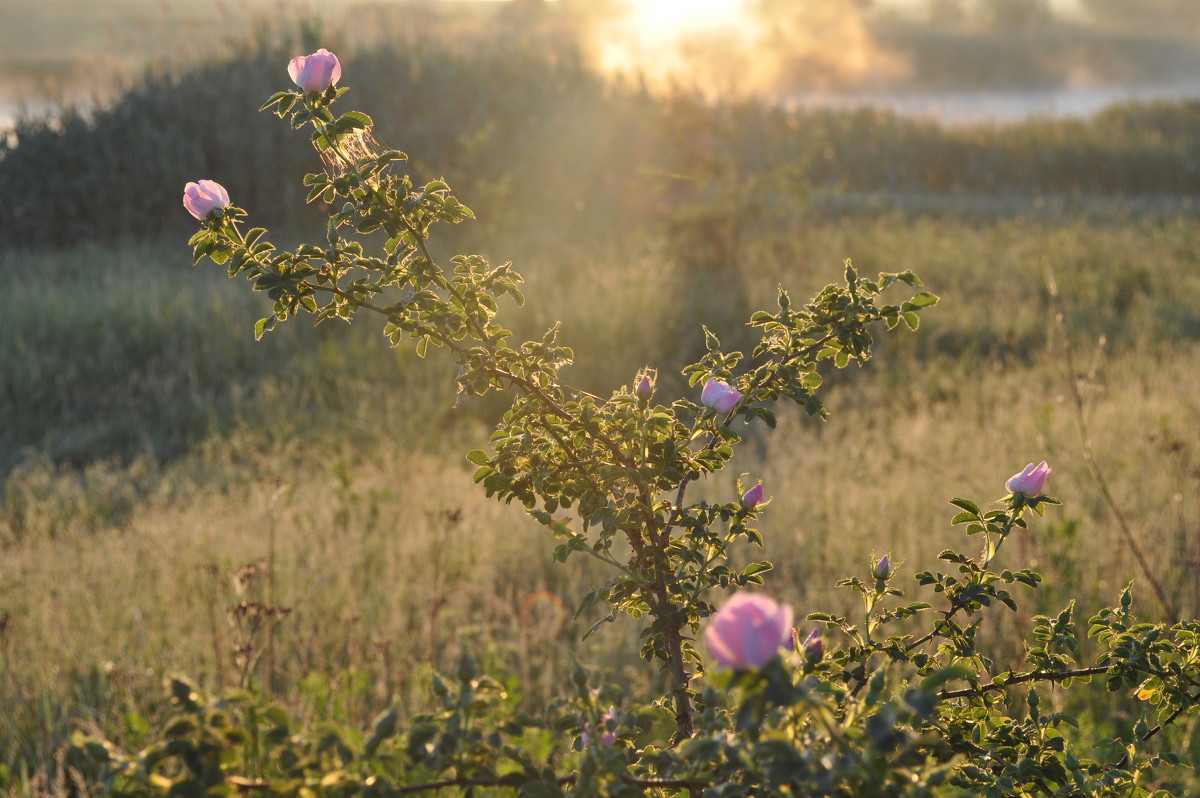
[874,554,890,579]
[182,180,231,220]
[582,706,617,747]
[701,378,742,414]
[742,483,764,509]
[705,592,794,670]
[288,48,342,92]
[802,628,824,663]
[636,374,653,399]
[1006,460,1051,497]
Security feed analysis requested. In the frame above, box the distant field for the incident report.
[3,3,1200,789]
[0,0,248,99]
[0,0,508,108]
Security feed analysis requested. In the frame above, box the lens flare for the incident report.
[519,590,568,636]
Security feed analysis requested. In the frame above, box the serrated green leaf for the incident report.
[340,110,374,129]
[949,498,981,515]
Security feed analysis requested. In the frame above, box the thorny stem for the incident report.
[657,328,835,542]
[304,281,639,544]
[653,333,837,735]
[938,665,1109,700]
[305,239,660,529]
[311,108,659,533]
[239,176,696,733]
[903,508,1022,658]
[905,613,958,655]
[980,512,1018,571]
[354,204,695,731]
[1111,688,1200,769]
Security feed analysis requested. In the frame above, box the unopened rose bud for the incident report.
[742,483,764,509]
[705,592,794,670]
[802,628,824,663]
[636,373,653,399]
[701,378,742,414]
[288,48,342,92]
[874,554,890,579]
[182,180,231,220]
[582,706,617,747]
[599,706,617,746]
[1005,460,1051,498]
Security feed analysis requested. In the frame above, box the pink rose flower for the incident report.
[288,48,342,92]
[636,374,653,399]
[705,592,794,670]
[742,483,764,509]
[1006,460,1051,497]
[701,378,742,414]
[182,180,231,220]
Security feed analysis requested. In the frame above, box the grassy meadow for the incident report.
[2,3,1200,792]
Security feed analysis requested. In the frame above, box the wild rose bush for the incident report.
[70,50,1200,797]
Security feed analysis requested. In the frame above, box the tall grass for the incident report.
[4,214,1200,782]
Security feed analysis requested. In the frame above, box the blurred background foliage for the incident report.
[5,2,1200,246]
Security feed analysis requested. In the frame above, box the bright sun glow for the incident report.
[590,0,908,98]
[625,0,747,39]
[596,0,756,84]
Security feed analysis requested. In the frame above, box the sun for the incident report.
[624,0,749,39]
[595,0,755,80]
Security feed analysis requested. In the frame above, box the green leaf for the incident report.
[949,498,982,515]
[258,90,294,112]
[340,110,374,129]
[254,315,277,341]
[372,705,400,740]
[903,311,920,330]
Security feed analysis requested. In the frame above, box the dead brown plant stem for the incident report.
[201,565,227,688]
[1048,276,1178,623]
[265,488,278,697]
